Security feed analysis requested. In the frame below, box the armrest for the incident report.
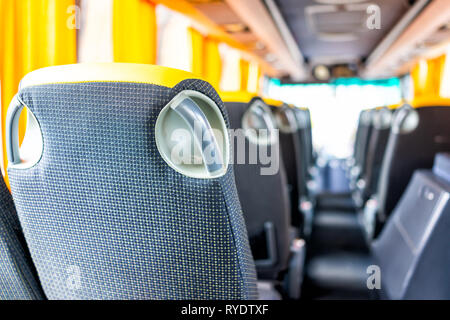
[254,222,278,268]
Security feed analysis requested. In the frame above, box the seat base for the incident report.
[257,281,282,300]
[304,252,375,299]
[315,192,357,211]
[311,209,368,252]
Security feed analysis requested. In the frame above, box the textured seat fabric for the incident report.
[377,105,450,223]
[315,192,356,211]
[271,105,304,227]
[433,153,450,183]
[306,252,373,292]
[299,108,313,172]
[257,281,282,300]
[372,167,450,299]
[8,66,257,299]
[292,109,311,194]
[225,99,291,280]
[0,176,44,300]
[354,110,374,177]
[361,108,392,200]
[310,209,367,253]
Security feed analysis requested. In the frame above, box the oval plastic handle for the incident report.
[5,95,25,165]
[170,93,224,175]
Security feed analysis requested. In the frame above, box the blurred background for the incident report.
[1,0,449,177]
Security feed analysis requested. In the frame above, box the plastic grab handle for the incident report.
[5,95,25,165]
[170,93,224,175]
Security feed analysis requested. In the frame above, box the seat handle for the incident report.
[254,221,278,268]
[5,95,25,165]
[170,93,224,175]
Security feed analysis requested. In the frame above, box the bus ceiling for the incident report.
[186,0,449,82]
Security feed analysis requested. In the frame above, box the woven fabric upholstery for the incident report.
[8,78,257,299]
[0,176,44,300]
[225,101,291,280]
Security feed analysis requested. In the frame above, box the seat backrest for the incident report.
[377,102,450,222]
[292,108,311,196]
[372,153,450,299]
[433,153,450,182]
[361,107,393,201]
[353,110,374,176]
[302,108,314,170]
[6,64,257,299]
[223,94,291,280]
[0,176,44,300]
[270,104,304,227]
[352,111,364,161]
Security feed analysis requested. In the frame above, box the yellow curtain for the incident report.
[203,37,222,89]
[188,27,205,76]
[425,55,446,97]
[0,0,77,184]
[412,55,446,101]
[113,0,157,64]
[219,46,241,92]
[239,59,250,92]
[441,52,450,98]
[411,59,428,99]
[247,61,261,94]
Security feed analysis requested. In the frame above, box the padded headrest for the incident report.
[262,97,285,108]
[387,103,402,110]
[433,153,450,184]
[19,63,201,89]
[412,97,450,109]
[7,63,258,299]
[372,107,393,129]
[219,91,256,104]
[273,105,298,133]
[360,109,374,126]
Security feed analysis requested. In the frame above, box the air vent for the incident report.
[222,23,250,33]
[314,0,367,4]
[186,0,223,3]
[305,4,370,42]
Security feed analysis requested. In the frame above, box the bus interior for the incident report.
[0,0,449,300]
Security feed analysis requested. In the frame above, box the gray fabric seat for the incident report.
[0,176,44,300]
[270,105,305,228]
[6,64,257,300]
[359,107,393,202]
[224,97,292,280]
[291,108,311,196]
[376,104,450,226]
[372,153,450,299]
[312,107,393,250]
[353,109,374,180]
[315,192,356,212]
[316,110,374,211]
[306,252,373,292]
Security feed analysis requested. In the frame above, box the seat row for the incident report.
[304,98,450,298]
[1,63,449,299]
[0,63,314,300]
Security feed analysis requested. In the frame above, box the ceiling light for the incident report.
[313,65,331,81]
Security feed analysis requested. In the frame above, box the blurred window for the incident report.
[266,78,401,158]
[156,5,190,72]
[219,44,241,92]
[440,47,450,98]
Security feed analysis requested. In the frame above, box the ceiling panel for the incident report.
[274,0,412,65]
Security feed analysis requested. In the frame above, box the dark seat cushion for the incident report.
[311,209,368,252]
[315,192,357,211]
[306,252,373,292]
